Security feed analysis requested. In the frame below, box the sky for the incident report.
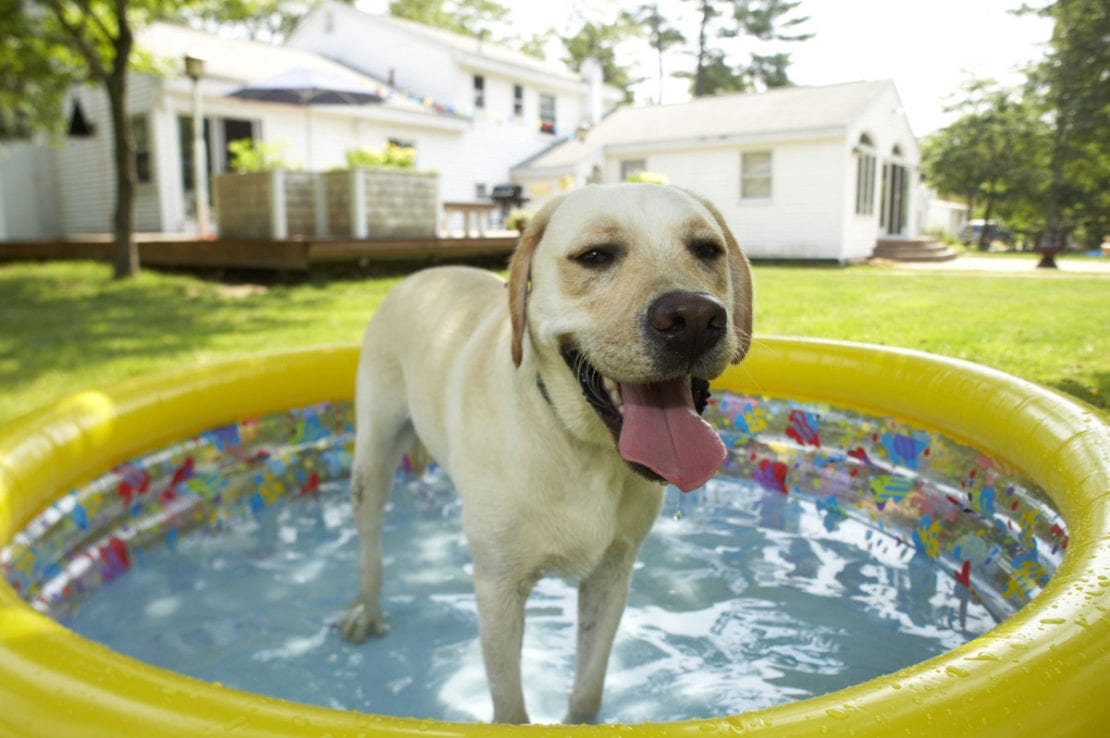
[359,0,1055,136]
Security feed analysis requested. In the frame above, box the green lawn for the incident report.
[1,259,1106,426]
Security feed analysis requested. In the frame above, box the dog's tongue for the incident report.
[617,379,727,492]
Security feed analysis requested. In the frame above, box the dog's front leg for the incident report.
[564,544,637,724]
[473,569,533,724]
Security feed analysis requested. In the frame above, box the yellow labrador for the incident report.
[337,183,753,724]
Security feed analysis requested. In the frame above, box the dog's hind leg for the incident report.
[336,356,413,644]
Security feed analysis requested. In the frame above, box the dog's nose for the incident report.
[646,291,727,360]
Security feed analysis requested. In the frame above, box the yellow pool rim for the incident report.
[1,337,1107,737]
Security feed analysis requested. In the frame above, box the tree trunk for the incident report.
[107,7,138,279]
[693,1,712,96]
[978,191,994,252]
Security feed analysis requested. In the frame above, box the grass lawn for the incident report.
[1,259,1106,427]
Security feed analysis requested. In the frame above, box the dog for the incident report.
[336,183,753,724]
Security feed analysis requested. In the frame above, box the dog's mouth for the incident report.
[560,345,727,492]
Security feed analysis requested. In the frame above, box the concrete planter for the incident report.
[214,171,321,240]
[214,169,438,240]
[322,168,438,239]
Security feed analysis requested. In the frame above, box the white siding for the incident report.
[290,1,594,204]
[613,137,847,260]
[0,142,61,239]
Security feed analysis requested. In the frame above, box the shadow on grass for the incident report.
[1050,373,1109,413]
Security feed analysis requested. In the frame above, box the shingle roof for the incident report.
[515,80,895,170]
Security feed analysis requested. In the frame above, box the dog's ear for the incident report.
[684,190,753,364]
[508,195,564,367]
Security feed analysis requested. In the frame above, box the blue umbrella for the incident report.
[228,67,384,168]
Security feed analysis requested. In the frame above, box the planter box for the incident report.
[323,169,438,239]
[214,171,321,240]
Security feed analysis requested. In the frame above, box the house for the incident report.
[0,5,619,240]
[286,0,623,203]
[0,21,465,239]
[511,80,923,262]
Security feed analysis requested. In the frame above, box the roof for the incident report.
[514,80,897,171]
[294,1,622,101]
[360,11,580,84]
[136,22,436,116]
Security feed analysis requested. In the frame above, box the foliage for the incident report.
[227,138,294,173]
[562,19,641,102]
[1018,0,1110,249]
[0,1,83,140]
[625,170,669,184]
[388,0,510,40]
[505,208,531,232]
[680,0,812,97]
[344,142,416,170]
[4,0,194,279]
[178,0,334,42]
[627,3,685,103]
[921,80,1050,250]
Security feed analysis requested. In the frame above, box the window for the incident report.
[620,159,647,181]
[854,134,876,215]
[131,114,152,184]
[740,151,771,199]
[539,93,556,134]
[513,84,524,117]
[473,75,485,110]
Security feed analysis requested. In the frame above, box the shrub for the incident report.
[344,142,415,170]
[625,170,669,185]
[227,138,293,173]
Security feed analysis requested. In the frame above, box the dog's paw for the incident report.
[334,600,389,643]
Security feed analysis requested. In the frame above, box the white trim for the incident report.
[603,126,845,157]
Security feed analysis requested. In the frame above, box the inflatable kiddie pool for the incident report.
[1,338,1108,736]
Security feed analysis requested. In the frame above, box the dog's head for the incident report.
[508,184,753,491]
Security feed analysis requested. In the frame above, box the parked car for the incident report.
[960,220,1012,246]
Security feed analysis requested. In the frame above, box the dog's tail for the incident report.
[403,437,433,478]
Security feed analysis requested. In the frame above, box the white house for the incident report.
[0,21,466,238]
[286,0,623,203]
[0,5,620,239]
[512,80,923,262]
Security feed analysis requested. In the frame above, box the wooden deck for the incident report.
[0,234,520,272]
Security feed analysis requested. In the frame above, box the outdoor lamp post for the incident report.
[184,53,210,238]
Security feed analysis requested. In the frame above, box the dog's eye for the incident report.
[572,246,618,269]
[690,239,724,261]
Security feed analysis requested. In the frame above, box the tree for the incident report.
[6,1,185,279]
[180,0,331,43]
[562,19,641,102]
[681,0,812,96]
[388,0,510,40]
[922,81,1049,252]
[1019,0,1110,258]
[0,2,82,140]
[628,3,685,104]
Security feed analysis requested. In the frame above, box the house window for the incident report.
[539,93,556,134]
[740,150,772,199]
[513,84,524,117]
[131,114,152,184]
[620,159,647,181]
[855,135,877,215]
[473,75,485,110]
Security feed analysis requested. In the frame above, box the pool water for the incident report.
[3,396,1066,725]
[65,473,988,724]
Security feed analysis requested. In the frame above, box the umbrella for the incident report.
[228,67,384,168]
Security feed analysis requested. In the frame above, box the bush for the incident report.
[344,142,415,170]
[625,170,669,185]
[227,138,293,173]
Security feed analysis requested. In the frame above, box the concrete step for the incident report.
[872,238,959,262]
